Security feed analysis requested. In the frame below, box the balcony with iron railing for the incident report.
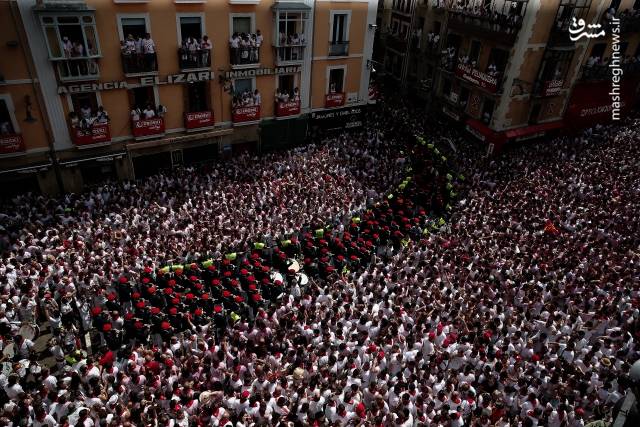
[446,7,524,45]
[274,44,306,66]
[229,46,260,68]
[178,48,211,71]
[56,57,99,81]
[329,41,349,57]
[121,52,158,76]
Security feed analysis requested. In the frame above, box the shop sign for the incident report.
[72,123,111,146]
[455,63,498,93]
[232,105,261,123]
[57,71,216,94]
[311,106,363,131]
[0,134,25,154]
[132,118,165,138]
[185,111,215,129]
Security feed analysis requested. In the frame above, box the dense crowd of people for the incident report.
[229,31,263,66]
[0,88,639,427]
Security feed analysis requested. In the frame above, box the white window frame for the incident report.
[0,94,20,134]
[229,13,256,38]
[116,13,151,42]
[176,13,206,46]
[129,85,160,110]
[326,65,347,94]
[329,10,351,43]
[39,13,101,60]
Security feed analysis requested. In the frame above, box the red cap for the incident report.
[201,293,210,300]
[171,297,180,305]
[107,293,116,301]
[161,321,171,330]
[189,275,198,282]
[214,305,223,313]
[144,267,152,273]
[194,308,203,316]
[248,284,257,291]
[134,321,144,329]
[148,286,156,294]
[251,294,262,302]
[211,279,221,286]
[241,390,250,398]
[169,307,178,315]
[136,301,145,309]
[119,277,128,284]
[222,290,231,298]
[235,296,244,303]
[92,307,102,316]
[151,307,161,315]
[164,288,173,295]
[103,323,112,332]
[207,265,216,271]
[186,293,194,300]
[125,312,134,320]
[168,279,176,287]
[142,277,150,284]
[230,279,239,287]
[132,292,141,300]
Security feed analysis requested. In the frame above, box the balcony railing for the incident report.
[230,46,260,67]
[132,117,165,140]
[56,58,99,81]
[178,48,211,70]
[275,44,306,64]
[447,9,523,45]
[71,123,111,147]
[232,105,261,125]
[121,52,158,76]
[329,41,349,57]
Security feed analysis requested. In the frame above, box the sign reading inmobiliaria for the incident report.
[325,93,346,108]
[455,63,498,93]
[132,118,165,139]
[232,105,261,124]
[72,123,111,146]
[185,111,215,130]
[0,134,25,154]
[276,100,301,117]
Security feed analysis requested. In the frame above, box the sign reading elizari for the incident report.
[57,71,216,94]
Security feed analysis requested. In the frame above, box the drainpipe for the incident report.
[9,0,64,194]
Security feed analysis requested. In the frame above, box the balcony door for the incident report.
[0,98,18,136]
[331,12,349,43]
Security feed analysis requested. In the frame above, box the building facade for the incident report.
[0,0,378,196]
[377,0,640,152]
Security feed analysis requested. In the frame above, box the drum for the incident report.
[297,273,309,286]
[18,324,37,341]
[287,259,300,273]
[270,271,284,284]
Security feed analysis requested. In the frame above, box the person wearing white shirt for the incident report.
[143,105,156,119]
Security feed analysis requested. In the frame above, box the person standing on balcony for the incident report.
[253,90,261,106]
[291,33,300,60]
[187,37,198,67]
[143,33,156,71]
[143,104,156,119]
[201,36,212,67]
[230,33,240,65]
[256,29,263,58]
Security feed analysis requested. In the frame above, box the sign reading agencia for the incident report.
[58,71,216,95]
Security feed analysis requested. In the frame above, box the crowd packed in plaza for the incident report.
[0,90,638,426]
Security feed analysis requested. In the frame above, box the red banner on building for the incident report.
[185,111,215,130]
[0,134,25,155]
[455,64,498,93]
[325,92,345,108]
[132,118,165,138]
[71,123,111,146]
[565,79,639,127]
[275,100,301,117]
[232,105,261,123]
[542,80,563,97]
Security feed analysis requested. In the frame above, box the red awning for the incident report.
[465,118,500,142]
[503,121,564,140]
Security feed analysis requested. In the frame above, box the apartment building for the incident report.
[0,0,377,195]
[377,0,640,152]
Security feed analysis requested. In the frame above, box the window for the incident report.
[119,17,148,40]
[0,98,18,136]
[487,48,508,73]
[609,0,621,11]
[481,98,495,124]
[232,78,258,109]
[130,86,157,113]
[538,50,573,83]
[331,12,349,42]
[177,15,210,69]
[459,87,470,108]
[328,68,345,93]
[590,43,606,60]
[70,93,99,116]
[186,81,209,113]
[529,103,541,124]
[179,16,203,42]
[233,17,252,35]
[40,14,101,60]
[635,0,640,10]
[278,75,295,96]
[469,40,481,64]
[277,11,307,46]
